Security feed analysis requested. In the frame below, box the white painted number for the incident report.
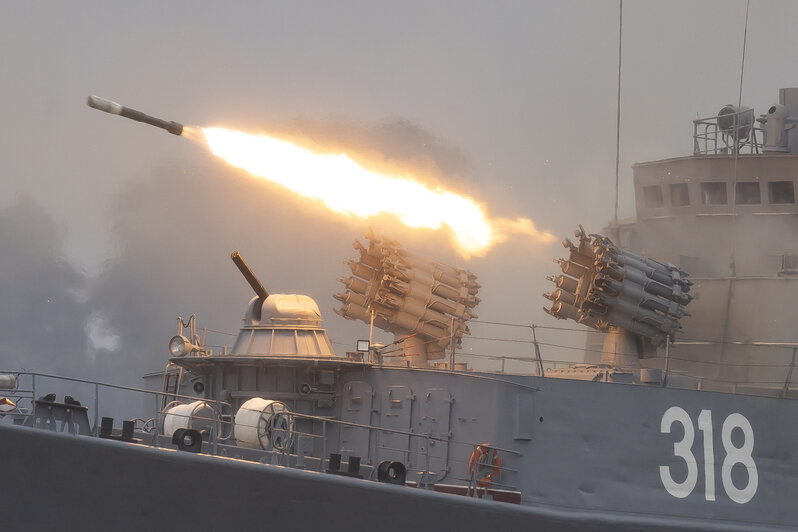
[660,407,758,503]
[659,406,697,498]
[697,409,715,501]
[721,413,758,504]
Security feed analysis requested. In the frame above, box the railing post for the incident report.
[449,318,456,371]
[424,435,431,489]
[93,383,99,436]
[210,418,218,456]
[375,426,381,467]
[781,347,797,399]
[532,324,545,377]
[663,334,671,388]
[693,120,699,154]
[152,394,161,448]
[467,443,478,497]
[320,420,327,472]
[369,308,375,347]
[706,124,711,153]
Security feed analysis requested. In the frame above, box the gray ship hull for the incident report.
[2,370,796,531]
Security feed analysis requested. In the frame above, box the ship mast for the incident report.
[612,0,623,239]
[731,0,750,212]
[720,0,751,367]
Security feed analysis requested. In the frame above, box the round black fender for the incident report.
[377,460,406,485]
[172,428,203,453]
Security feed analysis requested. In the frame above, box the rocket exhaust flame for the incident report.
[200,127,556,256]
[86,95,556,255]
[179,126,206,143]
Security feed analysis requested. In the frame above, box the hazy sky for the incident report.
[1,1,796,383]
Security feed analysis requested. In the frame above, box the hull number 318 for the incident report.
[660,407,757,504]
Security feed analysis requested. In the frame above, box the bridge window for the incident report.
[768,181,795,204]
[735,182,761,204]
[643,185,664,208]
[670,183,690,206]
[700,182,728,205]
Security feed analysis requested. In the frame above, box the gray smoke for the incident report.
[0,199,90,374]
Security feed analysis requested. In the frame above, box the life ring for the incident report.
[468,443,500,487]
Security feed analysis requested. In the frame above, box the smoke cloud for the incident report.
[0,199,90,375]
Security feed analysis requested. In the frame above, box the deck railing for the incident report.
[0,370,522,497]
[693,112,763,155]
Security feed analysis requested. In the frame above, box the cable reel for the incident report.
[235,398,295,451]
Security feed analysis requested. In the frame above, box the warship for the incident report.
[1,89,798,531]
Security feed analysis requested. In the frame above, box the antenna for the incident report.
[731,0,751,213]
[613,0,623,238]
[723,1,750,363]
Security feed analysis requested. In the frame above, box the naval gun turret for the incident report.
[334,233,480,368]
[544,226,693,369]
[160,251,341,451]
[228,251,335,357]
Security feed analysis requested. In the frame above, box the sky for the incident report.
[1,0,797,393]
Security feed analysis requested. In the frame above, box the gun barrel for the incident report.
[231,251,269,299]
[87,95,184,136]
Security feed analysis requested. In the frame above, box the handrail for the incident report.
[286,411,523,456]
[1,371,230,409]
[0,371,233,442]
[159,406,523,494]
[692,113,762,155]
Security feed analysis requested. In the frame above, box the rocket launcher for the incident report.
[544,226,692,346]
[334,232,480,366]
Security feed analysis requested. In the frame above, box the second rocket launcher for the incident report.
[87,95,184,136]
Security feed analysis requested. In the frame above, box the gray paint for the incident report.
[620,150,798,394]
[134,349,798,529]
[1,367,797,530]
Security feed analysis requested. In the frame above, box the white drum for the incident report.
[0,374,18,390]
[162,400,218,438]
[234,398,294,451]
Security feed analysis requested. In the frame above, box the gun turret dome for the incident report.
[228,251,335,356]
[245,294,323,327]
[232,293,335,357]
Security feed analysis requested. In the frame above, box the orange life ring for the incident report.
[468,443,500,487]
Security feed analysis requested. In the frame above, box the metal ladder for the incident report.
[161,363,183,409]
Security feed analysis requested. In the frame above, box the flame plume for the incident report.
[200,127,555,255]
